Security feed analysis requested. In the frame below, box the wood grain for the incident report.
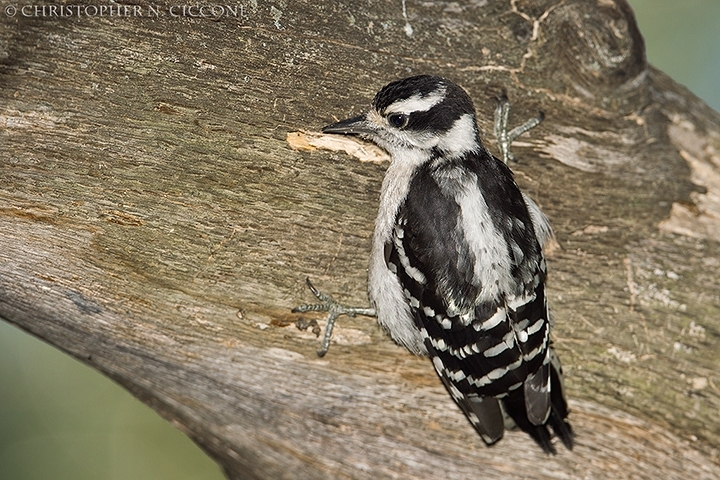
[2,1,720,478]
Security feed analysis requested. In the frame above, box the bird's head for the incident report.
[323,75,481,158]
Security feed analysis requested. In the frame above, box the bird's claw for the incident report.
[494,95,544,165]
[292,278,376,357]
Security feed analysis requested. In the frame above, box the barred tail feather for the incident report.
[523,362,551,426]
[466,395,505,445]
[501,350,573,454]
[502,389,556,454]
[548,348,574,450]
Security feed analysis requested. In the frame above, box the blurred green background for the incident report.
[1,2,719,479]
[629,0,720,112]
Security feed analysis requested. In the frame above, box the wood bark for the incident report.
[2,0,720,478]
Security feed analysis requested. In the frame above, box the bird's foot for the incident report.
[292,278,376,357]
[493,95,544,164]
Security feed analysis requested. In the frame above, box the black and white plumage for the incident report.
[315,75,572,453]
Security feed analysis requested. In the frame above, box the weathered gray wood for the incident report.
[2,0,720,478]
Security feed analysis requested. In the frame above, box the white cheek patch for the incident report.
[384,86,447,115]
[436,114,479,157]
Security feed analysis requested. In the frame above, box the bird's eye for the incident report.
[387,113,409,129]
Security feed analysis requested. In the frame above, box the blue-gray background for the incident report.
[1,1,718,478]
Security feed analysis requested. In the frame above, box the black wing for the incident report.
[387,156,572,452]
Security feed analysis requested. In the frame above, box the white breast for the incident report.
[367,149,430,355]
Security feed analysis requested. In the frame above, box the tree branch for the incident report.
[2,0,720,478]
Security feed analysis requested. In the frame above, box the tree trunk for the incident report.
[2,0,720,478]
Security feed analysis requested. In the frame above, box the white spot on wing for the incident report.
[508,382,522,391]
[527,318,545,336]
[448,369,467,382]
[507,292,536,311]
[393,227,427,284]
[475,308,506,331]
[523,337,547,361]
[517,330,529,343]
[430,337,448,351]
[522,326,549,361]
[468,357,523,388]
[448,383,464,401]
[483,331,515,357]
[432,355,445,374]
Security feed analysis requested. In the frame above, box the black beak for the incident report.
[322,114,375,135]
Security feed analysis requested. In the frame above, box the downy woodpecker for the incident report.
[294,75,573,453]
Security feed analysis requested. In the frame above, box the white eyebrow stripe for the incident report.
[384,86,447,114]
